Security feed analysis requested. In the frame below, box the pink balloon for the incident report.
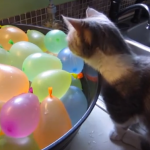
[0,93,40,138]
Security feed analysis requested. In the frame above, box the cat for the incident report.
[62,7,150,150]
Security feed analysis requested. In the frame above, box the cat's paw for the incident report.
[109,128,126,141]
[123,130,142,150]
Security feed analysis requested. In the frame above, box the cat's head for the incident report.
[62,7,128,60]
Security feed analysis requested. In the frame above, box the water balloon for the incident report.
[0,135,40,150]
[58,47,84,74]
[0,26,28,50]
[31,69,72,102]
[33,88,72,149]
[27,30,47,52]
[44,30,68,54]
[0,129,3,136]
[22,53,62,81]
[0,25,14,28]
[61,86,88,126]
[9,41,43,69]
[0,93,40,138]
[0,48,9,64]
[71,76,82,90]
[0,64,29,102]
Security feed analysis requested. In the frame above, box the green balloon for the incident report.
[44,30,68,54]
[31,69,72,102]
[0,135,40,150]
[71,76,82,90]
[27,30,47,52]
[0,48,8,64]
[9,41,43,69]
[22,53,62,81]
[1,25,14,28]
[6,52,13,66]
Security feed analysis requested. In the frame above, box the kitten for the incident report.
[62,7,150,150]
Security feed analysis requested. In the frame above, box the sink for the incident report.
[123,21,150,47]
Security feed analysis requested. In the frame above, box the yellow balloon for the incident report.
[0,64,29,102]
[9,41,43,69]
[0,135,40,150]
[33,88,72,149]
[31,69,72,102]
[0,25,13,28]
[22,53,62,81]
[0,26,28,51]
[27,30,47,52]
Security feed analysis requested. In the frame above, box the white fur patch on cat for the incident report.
[84,49,134,83]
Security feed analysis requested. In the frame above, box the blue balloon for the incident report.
[71,76,82,90]
[58,47,84,74]
[60,86,88,126]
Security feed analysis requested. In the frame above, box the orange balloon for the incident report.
[0,101,5,111]
[0,100,5,136]
[33,88,72,149]
[0,130,4,136]
[0,26,28,50]
[0,64,29,102]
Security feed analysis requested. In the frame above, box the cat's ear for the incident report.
[62,15,73,30]
[62,15,92,44]
[62,15,82,32]
[86,7,101,18]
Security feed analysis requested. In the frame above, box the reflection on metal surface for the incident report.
[96,95,107,113]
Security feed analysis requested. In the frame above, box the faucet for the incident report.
[42,0,65,31]
[117,3,150,30]
[130,0,145,23]
[109,0,122,22]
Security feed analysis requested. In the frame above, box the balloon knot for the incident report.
[71,73,78,79]
[9,39,14,45]
[0,44,3,48]
[71,73,83,79]
[77,73,83,79]
[29,87,33,93]
[48,87,53,98]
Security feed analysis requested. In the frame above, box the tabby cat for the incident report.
[62,7,150,150]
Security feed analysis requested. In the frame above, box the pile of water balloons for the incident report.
[0,25,88,149]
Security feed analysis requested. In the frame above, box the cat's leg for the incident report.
[110,117,134,141]
[122,129,142,150]
[110,119,143,149]
[109,123,129,141]
[122,118,148,150]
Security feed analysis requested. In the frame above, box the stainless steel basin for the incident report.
[124,21,150,47]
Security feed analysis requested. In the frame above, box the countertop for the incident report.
[67,105,138,150]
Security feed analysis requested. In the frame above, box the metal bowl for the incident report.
[6,24,101,150]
